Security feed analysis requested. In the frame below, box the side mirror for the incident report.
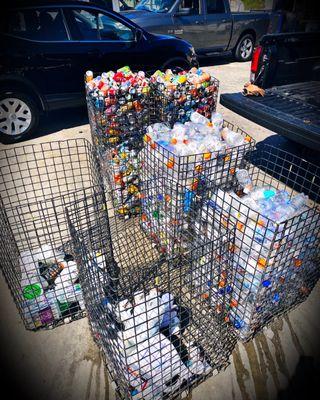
[173,8,191,17]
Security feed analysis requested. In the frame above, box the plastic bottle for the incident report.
[211,112,224,133]
[190,111,209,125]
[221,127,245,147]
[249,186,277,201]
[291,193,308,210]
[85,70,93,82]
[236,169,253,193]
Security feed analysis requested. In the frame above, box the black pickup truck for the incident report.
[220,32,320,153]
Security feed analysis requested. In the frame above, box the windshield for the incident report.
[135,0,175,13]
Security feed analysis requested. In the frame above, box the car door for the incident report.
[4,6,79,108]
[204,0,232,50]
[171,0,207,50]
[63,5,143,87]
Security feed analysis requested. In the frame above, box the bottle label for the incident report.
[38,260,65,287]
[39,307,54,324]
[23,283,43,300]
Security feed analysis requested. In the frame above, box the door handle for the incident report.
[195,21,203,24]
[221,19,227,23]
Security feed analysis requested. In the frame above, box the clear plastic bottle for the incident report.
[211,112,224,133]
[291,193,308,210]
[249,186,277,201]
[221,127,244,147]
[190,111,209,125]
[236,169,253,193]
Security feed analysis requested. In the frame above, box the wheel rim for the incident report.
[240,38,253,59]
[0,97,32,136]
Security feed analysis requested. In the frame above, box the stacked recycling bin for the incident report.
[85,67,152,218]
[138,114,254,255]
[194,145,320,341]
[85,67,223,218]
[67,178,237,400]
[150,67,219,125]
[82,66,258,398]
[0,139,105,330]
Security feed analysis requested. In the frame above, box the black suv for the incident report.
[0,1,198,141]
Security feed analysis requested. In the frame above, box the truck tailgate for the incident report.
[220,82,320,149]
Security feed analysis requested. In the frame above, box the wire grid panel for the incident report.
[67,189,237,400]
[139,176,214,257]
[150,75,219,126]
[201,144,320,341]
[0,139,104,330]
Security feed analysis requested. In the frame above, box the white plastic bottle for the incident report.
[236,169,253,193]
[211,112,224,133]
[221,127,245,146]
[190,111,209,125]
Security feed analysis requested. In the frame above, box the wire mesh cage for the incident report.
[150,70,219,126]
[84,68,223,219]
[66,179,237,400]
[139,120,255,191]
[197,144,320,341]
[0,139,103,330]
[85,70,152,217]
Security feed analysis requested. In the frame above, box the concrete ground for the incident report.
[0,58,319,400]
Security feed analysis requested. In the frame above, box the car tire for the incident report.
[233,34,255,62]
[0,91,39,143]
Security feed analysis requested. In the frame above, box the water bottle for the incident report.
[221,127,244,146]
[249,186,277,201]
[236,169,253,193]
[211,112,224,133]
[291,193,308,210]
[190,111,209,125]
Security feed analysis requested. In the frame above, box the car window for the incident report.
[70,9,99,40]
[2,8,68,41]
[178,0,200,15]
[70,9,134,41]
[207,0,225,14]
[97,13,134,41]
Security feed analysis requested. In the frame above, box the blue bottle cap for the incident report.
[226,285,233,293]
[207,280,212,287]
[273,293,280,302]
[102,298,109,306]
[234,319,244,329]
[263,189,276,199]
[262,280,271,288]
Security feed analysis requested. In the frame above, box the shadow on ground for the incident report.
[277,356,320,400]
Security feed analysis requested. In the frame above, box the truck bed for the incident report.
[220,81,320,149]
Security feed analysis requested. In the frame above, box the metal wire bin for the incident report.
[139,121,254,191]
[150,71,219,125]
[0,139,103,330]
[85,71,152,217]
[67,180,237,400]
[197,144,320,341]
